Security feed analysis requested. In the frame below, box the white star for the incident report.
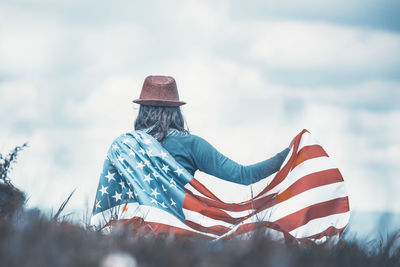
[105,171,116,183]
[112,191,122,202]
[162,164,169,172]
[95,200,102,209]
[150,198,158,205]
[143,159,151,167]
[112,144,118,150]
[150,187,160,199]
[136,161,145,170]
[117,155,124,163]
[139,148,146,155]
[128,150,135,157]
[127,168,133,174]
[174,167,184,176]
[143,138,152,144]
[146,149,153,157]
[162,184,167,192]
[99,185,108,196]
[143,173,153,183]
[152,171,160,178]
[160,202,167,208]
[170,198,176,207]
[160,151,167,160]
[169,179,177,188]
[119,181,126,189]
[127,189,134,199]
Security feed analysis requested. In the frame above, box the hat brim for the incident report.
[132,99,186,107]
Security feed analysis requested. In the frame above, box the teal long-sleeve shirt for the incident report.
[160,133,290,186]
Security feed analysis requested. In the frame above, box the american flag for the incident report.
[91,129,350,243]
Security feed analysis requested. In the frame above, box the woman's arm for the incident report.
[192,135,290,185]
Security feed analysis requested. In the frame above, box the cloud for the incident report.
[0,6,63,76]
[0,81,40,130]
[0,0,399,217]
[229,0,400,32]
[245,21,400,72]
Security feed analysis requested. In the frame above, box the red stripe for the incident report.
[276,168,344,203]
[297,226,347,242]
[109,217,214,238]
[183,194,242,224]
[254,129,308,198]
[185,189,277,212]
[189,178,222,202]
[185,220,231,236]
[222,221,296,242]
[273,197,350,232]
[292,145,329,169]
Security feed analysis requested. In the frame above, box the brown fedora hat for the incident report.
[133,75,186,107]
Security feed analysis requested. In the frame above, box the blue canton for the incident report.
[92,130,193,222]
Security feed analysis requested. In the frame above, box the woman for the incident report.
[91,75,290,236]
[92,75,350,241]
[133,75,290,186]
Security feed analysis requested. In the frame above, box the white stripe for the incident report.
[220,227,286,242]
[91,203,141,226]
[255,156,337,198]
[311,233,340,245]
[183,206,254,222]
[223,209,255,218]
[187,171,277,204]
[265,182,347,222]
[280,146,294,169]
[223,182,347,228]
[182,209,234,228]
[193,172,252,203]
[278,131,312,173]
[289,211,350,238]
[246,172,277,197]
[184,183,213,200]
[298,132,320,151]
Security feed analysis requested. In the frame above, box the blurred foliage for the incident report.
[0,144,26,219]
[0,143,27,187]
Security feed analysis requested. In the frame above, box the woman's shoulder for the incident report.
[165,130,204,140]
[163,132,212,149]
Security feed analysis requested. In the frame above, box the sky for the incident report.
[0,0,399,227]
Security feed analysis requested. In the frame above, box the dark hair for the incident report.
[134,105,189,141]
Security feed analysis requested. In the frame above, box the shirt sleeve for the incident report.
[191,135,290,185]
